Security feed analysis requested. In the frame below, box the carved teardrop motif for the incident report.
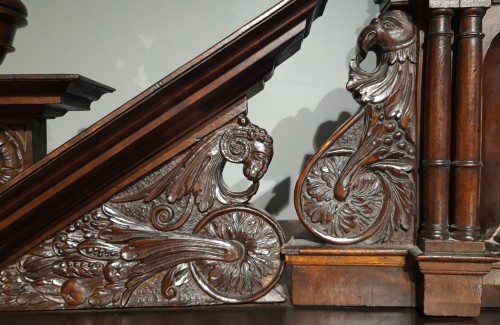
[296,10,417,245]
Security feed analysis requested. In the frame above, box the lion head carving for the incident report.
[113,115,273,214]
[220,117,273,182]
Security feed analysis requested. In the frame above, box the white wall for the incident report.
[1,0,378,220]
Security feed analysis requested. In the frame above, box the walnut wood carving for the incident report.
[0,123,24,184]
[0,116,285,310]
[295,10,417,245]
[0,0,327,266]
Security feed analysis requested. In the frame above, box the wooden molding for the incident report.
[0,75,114,178]
[0,74,115,119]
[0,107,288,309]
[284,239,417,306]
[0,0,327,266]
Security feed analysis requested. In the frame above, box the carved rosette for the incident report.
[190,206,284,303]
[296,10,417,245]
[0,115,285,310]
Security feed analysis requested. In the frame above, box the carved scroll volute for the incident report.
[295,10,417,245]
[0,115,285,310]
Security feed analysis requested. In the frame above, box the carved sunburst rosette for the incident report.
[190,205,285,303]
[295,10,417,245]
[0,115,285,310]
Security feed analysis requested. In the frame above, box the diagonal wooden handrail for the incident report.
[0,0,327,266]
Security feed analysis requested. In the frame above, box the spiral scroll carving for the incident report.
[190,205,284,303]
[0,114,284,310]
[296,10,417,245]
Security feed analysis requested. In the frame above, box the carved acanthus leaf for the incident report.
[0,115,285,310]
[297,10,417,245]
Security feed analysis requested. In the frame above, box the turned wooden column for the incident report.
[0,0,27,65]
[421,9,454,240]
[451,7,485,241]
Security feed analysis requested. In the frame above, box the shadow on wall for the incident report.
[302,110,352,170]
[32,1,274,151]
[251,0,379,220]
[252,88,358,218]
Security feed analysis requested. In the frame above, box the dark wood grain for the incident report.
[1,303,500,325]
[0,75,114,178]
[450,7,486,241]
[0,0,327,267]
[0,111,287,310]
[420,9,454,240]
[284,244,417,307]
[295,10,418,245]
[0,75,115,118]
[480,31,500,246]
[416,241,496,317]
[288,1,500,317]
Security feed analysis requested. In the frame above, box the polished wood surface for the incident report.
[451,7,486,241]
[0,303,499,325]
[0,0,499,317]
[0,0,327,267]
[287,0,500,317]
[421,9,454,240]
[480,29,500,245]
[295,9,418,246]
[0,75,114,178]
[0,103,288,310]
[284,243,417,307]
[0,74,114,119]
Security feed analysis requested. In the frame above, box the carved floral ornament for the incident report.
[0,115,285,310]
[296,10,417,245]
[0,124,24,185]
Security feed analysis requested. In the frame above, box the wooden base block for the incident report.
[283,240,417,307]
[420,273,483,317]
[482,261,500,307]
[417,240,497,317]
[290,264,415,306]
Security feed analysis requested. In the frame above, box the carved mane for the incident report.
[113,115,273,222]
[0,116,283,309]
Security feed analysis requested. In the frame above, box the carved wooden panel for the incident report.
[295,10,417,245]
[0,122,27,184]
[0,0,327,263]
[0,115,285,310]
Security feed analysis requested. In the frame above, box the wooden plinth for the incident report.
[482,260,500,308]
[283,239,418,307]
[416,240,496,317]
